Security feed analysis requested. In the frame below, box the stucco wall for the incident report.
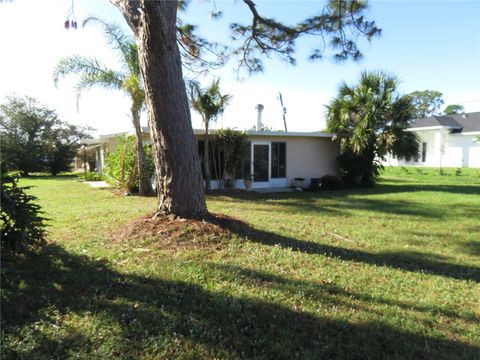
[248,135,339,186]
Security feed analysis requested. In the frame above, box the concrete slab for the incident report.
[86,181,111,188]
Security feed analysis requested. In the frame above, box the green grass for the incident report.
[2,168,480,359]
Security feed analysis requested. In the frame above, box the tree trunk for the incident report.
[204,121,210,191]
[131,107,152,195]
[113,0,207,218]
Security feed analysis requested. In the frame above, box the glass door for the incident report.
[253,144,270,182]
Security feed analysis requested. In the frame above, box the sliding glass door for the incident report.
[253,144,270,182]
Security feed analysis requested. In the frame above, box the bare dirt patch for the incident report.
[109,213,244,251]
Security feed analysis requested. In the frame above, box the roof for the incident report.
[193,129,335,138]
[84,128,335,144]
[409,112,480,133]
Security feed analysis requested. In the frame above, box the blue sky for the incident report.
[0,0,478,134]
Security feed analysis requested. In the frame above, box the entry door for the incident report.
[253,144,270,182]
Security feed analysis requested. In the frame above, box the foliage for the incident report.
[228,0,381,72]
[444,104,465,115]
[319,175,343,190]
[83,171,104,181]
[189,78,232,189]
[327,71,419,187]
[53,18,144,111]
[189,78,231,126]
[0,95,90,176]
[104,135,154,193]
[211,129,248,188]
[0,166,46,255]
[407,90,444,119]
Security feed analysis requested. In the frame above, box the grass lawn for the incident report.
[2,167,479,359]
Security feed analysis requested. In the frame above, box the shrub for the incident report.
[210,129,247,189]
[1,167,46,255]
[337,150,380,187]
[83,171,104,181]
[320,175,343,190]
[455,168,462,176]
[104,135,154,193]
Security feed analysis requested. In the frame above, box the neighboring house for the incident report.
[77,127,340,190]
[385,112,480,168]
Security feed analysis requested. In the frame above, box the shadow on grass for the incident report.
[22,174,80,180]
[2,244,478,359]
[205,263,479,325]
[209,182,479,220]
[210,182,480,202]
[211,218,480,283]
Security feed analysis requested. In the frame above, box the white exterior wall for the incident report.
[208,135,339,189]
[284,136,339,187]
[384,129,480,168]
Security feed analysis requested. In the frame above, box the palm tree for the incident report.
[53,17,151,195]
[326,71,419,186]
[189,79,231,190]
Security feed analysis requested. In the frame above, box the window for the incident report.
[271,142,286,178]
[421,142,427,162]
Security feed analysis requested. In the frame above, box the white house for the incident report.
[385,112,480,168]
[78,128,340,190]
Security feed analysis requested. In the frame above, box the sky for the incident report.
[0,0,479,136]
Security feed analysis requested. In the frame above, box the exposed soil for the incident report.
[109,213,246,251]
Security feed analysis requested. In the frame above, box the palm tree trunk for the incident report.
[132,107,152,195]
[115,0,207,217]
[204,121,211,191]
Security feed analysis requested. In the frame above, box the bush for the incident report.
[83,171,104,181]
[337,150,380,188]
[320,175,343,190]
[1,167,46,255]
[455,168,462,176]
[104,135,154,193]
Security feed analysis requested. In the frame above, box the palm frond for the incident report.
[188,78,231,126]
[53,55,124,110]
[53,55,124,87]
[83,17,140,77]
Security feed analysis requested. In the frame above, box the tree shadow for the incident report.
[204,263,479,325]
[2,244,478,359]
[210,182,480,201]
[209,183,479,220]
[211,217,480,283]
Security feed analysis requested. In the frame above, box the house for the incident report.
[77,127,339,190]
[384,112,480,168]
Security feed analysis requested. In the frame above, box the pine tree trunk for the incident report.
[204,121,210,191]
[113,0,207,217]
[131,107,152,195]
